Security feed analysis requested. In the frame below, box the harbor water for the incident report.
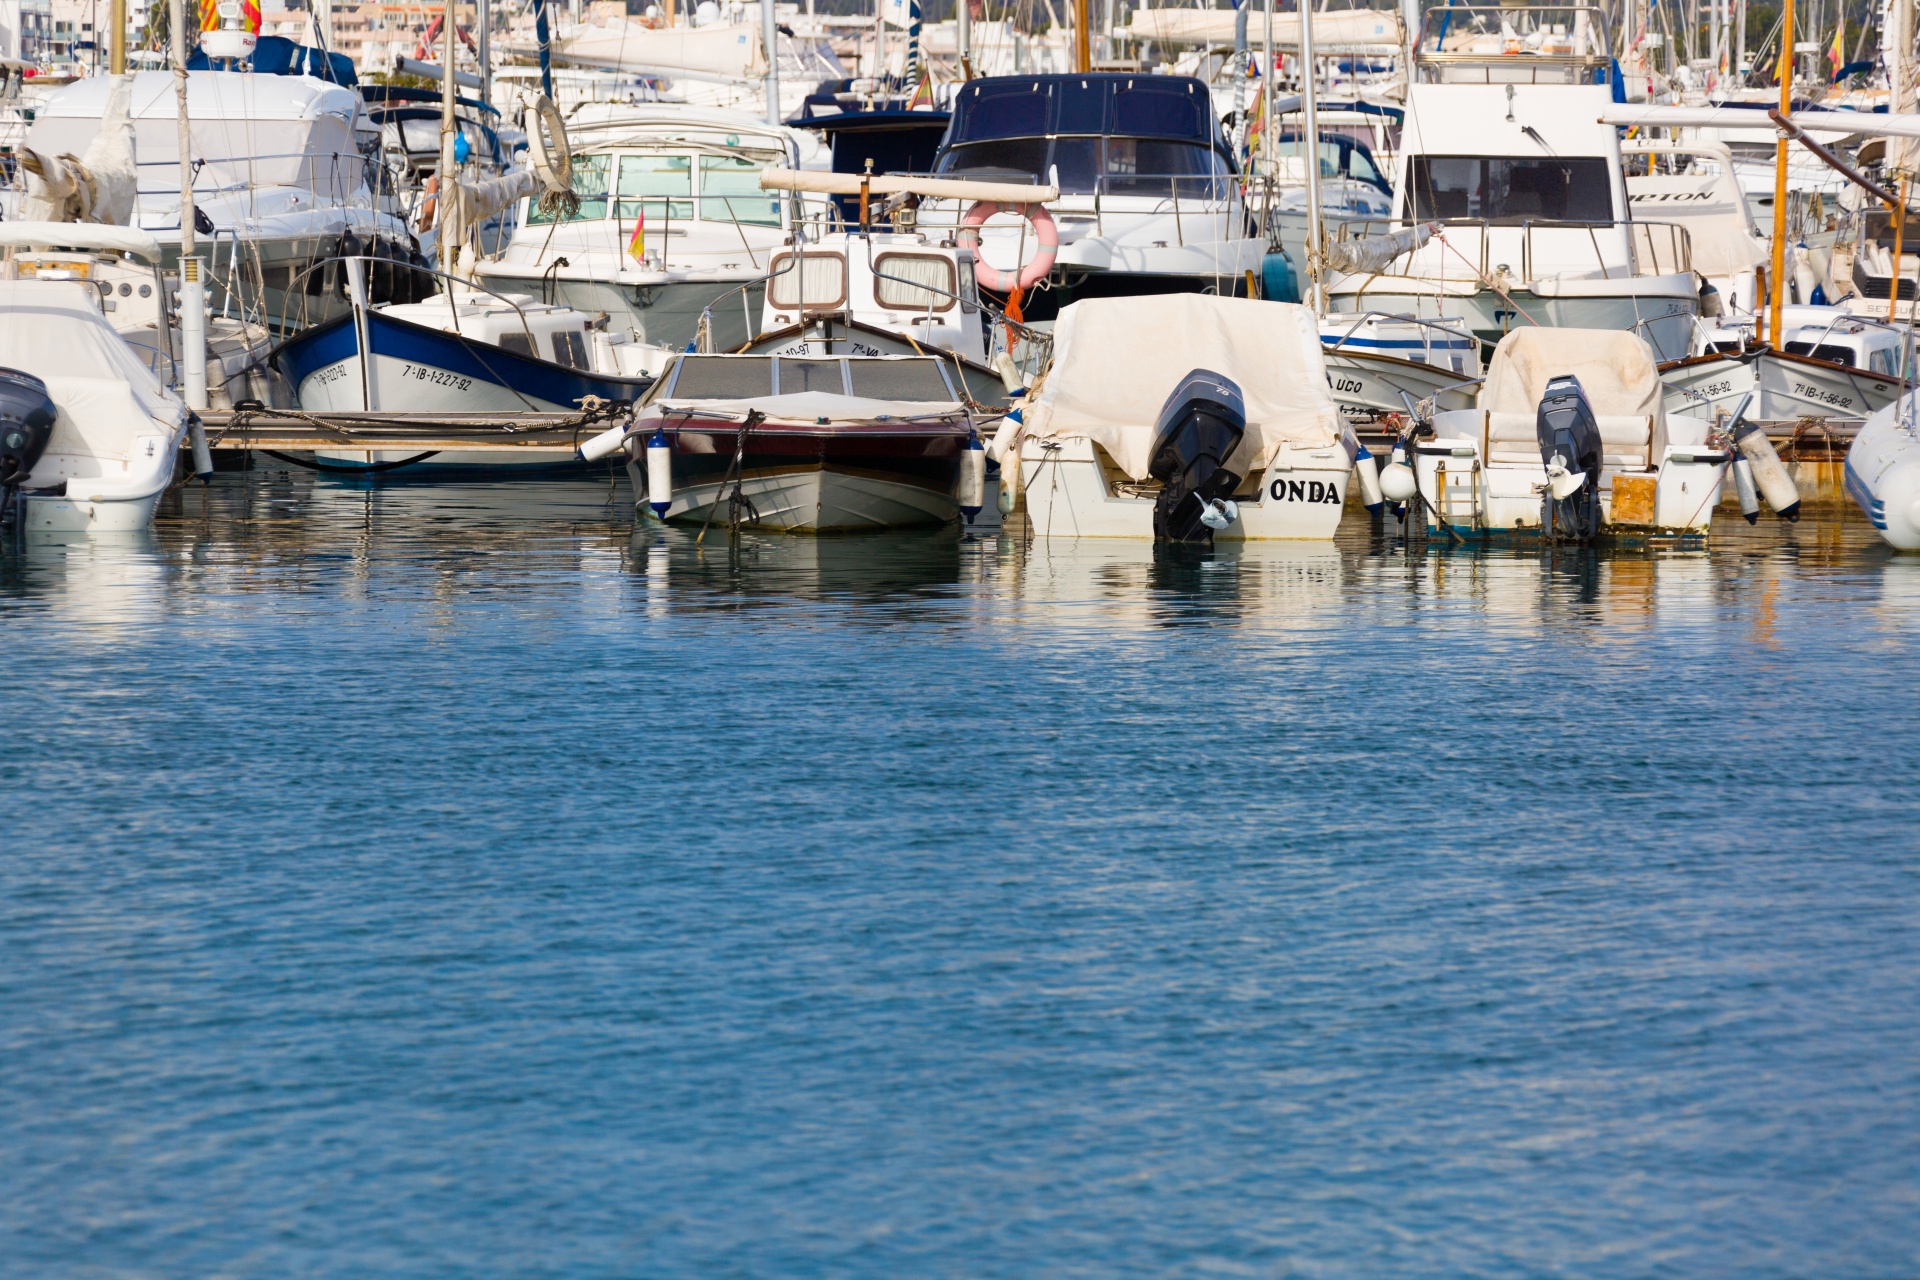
[3,472,1917,1277]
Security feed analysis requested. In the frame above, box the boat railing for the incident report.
[1517,219,1690,281]
[1321,309,1484,376]
[274,255,552,357]
[130,149,377,206]
[1414,3,1614,82]
[1333,218,1489,278]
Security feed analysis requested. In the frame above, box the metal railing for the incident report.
[1329,217,1693,282]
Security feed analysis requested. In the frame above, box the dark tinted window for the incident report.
[937,138,1050,182]
[955,80,1051,141]
[937,137,1228,193]
[1407,156,1614,224]
[1784,341,1857,365]
[553,330,589,370]
[669,356,774,398]
[776,358,847,394]
[1111,79,1209,140]
[499,333,537,358]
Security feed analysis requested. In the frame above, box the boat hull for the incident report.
[1661,349,1907,423]
[473,272,766,353]
[1013,436,1355,540]
[1844,396,1920,549]
[1328,282,1698,362]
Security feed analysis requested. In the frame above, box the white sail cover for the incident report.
[1481,327,1665,427]
[1020,295,1343,482]
[555,22,766,79]
[18,73,137,225]
[1325,222,1437,276]
[1128,8,1403,50]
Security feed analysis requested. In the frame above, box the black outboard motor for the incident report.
[1149,368,1248,543]
[0,368,56,526]
[1535,373,1605,542]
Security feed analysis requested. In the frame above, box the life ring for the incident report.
[524,95,572,193]
[956,200,1058,293]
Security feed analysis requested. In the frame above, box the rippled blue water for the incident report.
[3,472,1917,1278]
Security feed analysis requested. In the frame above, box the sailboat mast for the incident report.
[1767,0,1795,346]
[762,0,781,124]
[440,0,458,277]
[477,0,491,112]
[1073,0,1089,73]
[1300,0,1324,313]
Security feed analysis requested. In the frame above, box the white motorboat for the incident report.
[991,294,1360,540]
[582,352,980,532]
[1661,306,1911,423]
[1845,388,1920,549]
[922,73,1267,323]
[475,104,831,353]
[1319,312,1485,424]
[0,277,192,533]
[1324,5,1700,361]
[1406,327,1733,539]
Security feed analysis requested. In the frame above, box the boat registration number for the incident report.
[1791,381,1854,410]
[400,364,474,393]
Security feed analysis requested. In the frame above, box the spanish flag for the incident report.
[1829,18,1845,76]
[627,210,645,263]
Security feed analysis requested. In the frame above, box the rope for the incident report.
[262,449,441,474]
[1431,230,1547,331]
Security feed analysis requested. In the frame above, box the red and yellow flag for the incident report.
[627,210,646,263]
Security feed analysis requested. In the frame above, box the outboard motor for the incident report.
[0,368,56,526]
[1535,373,1604,542]
[1149,368,1247,543]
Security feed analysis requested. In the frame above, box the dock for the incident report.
[197,408,630,459]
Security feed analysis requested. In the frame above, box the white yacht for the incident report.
[475,103,831,352]
[922,73,1266,324]
[0,273,191,534]
[1323,5,1700,361]
[16,70,414,335]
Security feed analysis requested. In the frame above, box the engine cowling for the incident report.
[1535,372,1603,541]
[0,367,57,489]
[1148,368,1247,543]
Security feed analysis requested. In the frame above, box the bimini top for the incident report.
[943,74,1229,157]
[1480,327,1665,428]
[1020,295,1344,481]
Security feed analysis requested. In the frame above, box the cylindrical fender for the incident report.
[956,200,1058,293]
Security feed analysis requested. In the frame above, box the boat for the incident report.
[0,275,193,533]
[920,72,1268,324]
[1323,4,1701,361]
[583,351,980,532]
[1661,306,1910,423]
[1318,312,1484,426]
[273,283,658,470]
[1845,388,1920,548]
[14,68,416,334]
[1404,327,1732,540]
[991,293,1361,540]
[473,103,832,353]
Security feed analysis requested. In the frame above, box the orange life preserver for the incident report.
[956,200,1058,294]
[418,175,437,233]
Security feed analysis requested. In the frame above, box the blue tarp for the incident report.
[188,35,358,86]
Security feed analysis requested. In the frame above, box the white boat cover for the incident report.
[0,221,163,260]
[1019,295,1343,482]
[1481,327,1666,427]
[29,71,364,202]
[18,73,137,225]
[760,168,1059,205]
[1128,7,1403,49]
[0,281,184,476]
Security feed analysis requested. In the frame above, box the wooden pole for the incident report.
[1073,0,1089,72]
[109,0,125,73]
[1890,178,1909,325]
[1765,0,1794,348]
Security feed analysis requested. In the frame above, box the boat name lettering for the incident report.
[849,341,881,357]
[400,364,474,393]
[1269,478,1342,505]
[1327,375,1365,394]
[1791,381,1853,409]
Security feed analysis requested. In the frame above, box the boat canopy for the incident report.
[945,75,1223,151]
[1021,295,1344,482]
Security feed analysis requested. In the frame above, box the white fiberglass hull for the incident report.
[653,465,960,533]
[1328,283,1698,362]
[1845,396,1920,549]
[1013,436,1355,540]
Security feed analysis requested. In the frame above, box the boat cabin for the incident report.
[760,232,987,361]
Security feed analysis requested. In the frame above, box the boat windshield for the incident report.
[937,137,1231,195]
[664,356,954,402]
[1405,155,1614,224]
[527,152,783,227]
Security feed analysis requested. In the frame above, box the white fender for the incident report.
[1735,423,1801,521]
[958,432,986,521]
[1352,443,1384,512]
[578,420,629,463]
[645,427,673,518]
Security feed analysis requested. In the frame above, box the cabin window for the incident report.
[938,136,1228,196]
[1872,348,1898,376]
[553,330,590,370]
[701,156,781,226]
[499,332,538,358]
[527,153,610,223]
[775,358,848,394]
[873,253,957,312]
[845,358,953,402]
[616,155,694,227]
[668,356,774,399]
[1784,341,1856,366]
[1406,156,1614,224]
[767,252,848,310]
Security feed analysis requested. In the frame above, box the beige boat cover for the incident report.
[1128,7,1404,49]
[1020,295,1343,481]
[1481,327,1666,429]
